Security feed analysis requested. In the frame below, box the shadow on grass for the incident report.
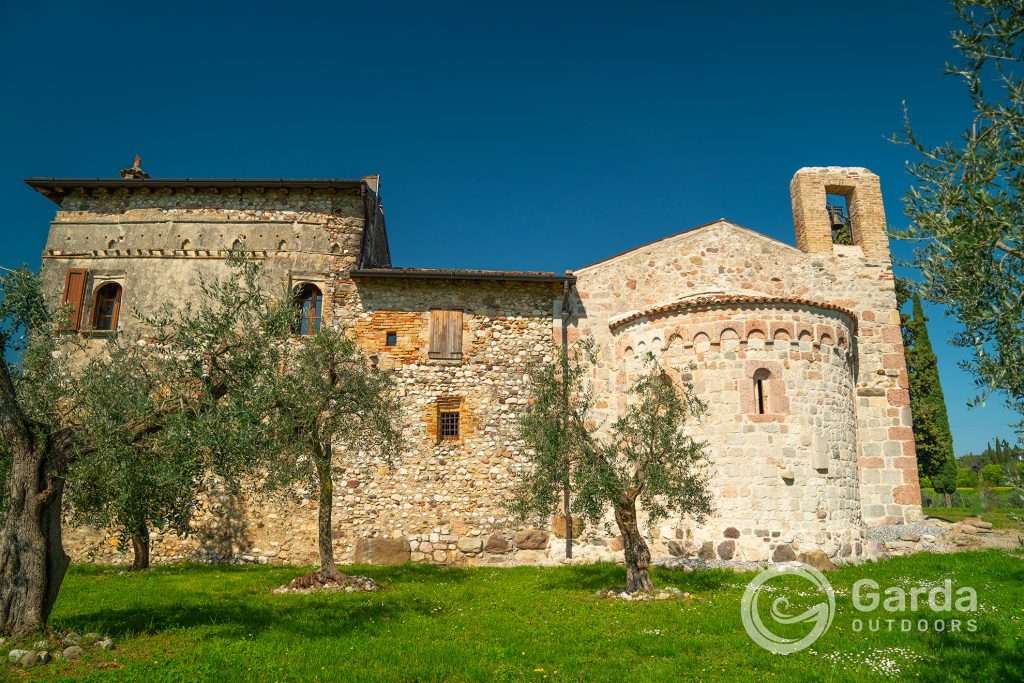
[345,562,474,586]
[67,560,474,587]
[55,561,479,642]
[56,585,442,642]
[536,561,736,594]
[916,624,1024,680]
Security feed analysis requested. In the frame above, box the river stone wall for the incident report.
[46,166,920,568]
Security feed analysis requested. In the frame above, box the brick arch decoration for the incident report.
[611,294,857,358]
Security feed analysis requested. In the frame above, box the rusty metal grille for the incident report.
[439,411,460,439]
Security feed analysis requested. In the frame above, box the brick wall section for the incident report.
[352,311,426,366]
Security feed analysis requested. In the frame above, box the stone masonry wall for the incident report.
[53,166,918,569]
[40,186,365,334]
[612,303,863,562]
[337,279,562,564]
[571,211,920,530]
[63,274,572,567]
[48,185,366,566]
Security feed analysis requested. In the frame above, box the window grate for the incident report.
[439,411,460,439]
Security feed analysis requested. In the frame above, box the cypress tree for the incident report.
[904,293,958,505]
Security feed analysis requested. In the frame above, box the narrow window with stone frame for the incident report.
[435,397,464,443]
[753,368,770,415]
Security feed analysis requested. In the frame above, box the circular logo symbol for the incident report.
[741,564,835,655]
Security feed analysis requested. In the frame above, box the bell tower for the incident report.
[790,167,890,259]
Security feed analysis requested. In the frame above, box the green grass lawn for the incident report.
[923,507,1024,530]
[8,551,1024,682]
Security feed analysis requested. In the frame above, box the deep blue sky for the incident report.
[0,1,1017,454]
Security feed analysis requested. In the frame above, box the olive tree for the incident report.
[0,267,76,634]
[262,329,402,582]
[897,0,1024,436]
[65,344,203,569]
[510,340,595,558]
[0,258,289,634]
[514,344,712,593]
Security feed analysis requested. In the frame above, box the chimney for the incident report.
[119,154,151,180]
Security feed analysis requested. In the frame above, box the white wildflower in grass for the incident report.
[814,647,927,679]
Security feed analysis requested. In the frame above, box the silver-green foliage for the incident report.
[513,342,712,591]
[259,326,403,577]
[65,256,294,553]
[509,339,595,526]
[572,356,713,527]
[897,0,1024,435]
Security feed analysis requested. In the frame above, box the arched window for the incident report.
[753,368,770,415]
[293,283,322,335]
[92,283,122,331]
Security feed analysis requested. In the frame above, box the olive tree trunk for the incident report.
[315,440,341,581]
[613,497,652,593]
[0,446,70,635]
[130,520,150,571]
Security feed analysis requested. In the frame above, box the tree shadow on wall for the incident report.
[193,480,254,562]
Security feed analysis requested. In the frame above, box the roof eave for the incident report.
[351,268,573,284]
[24,177,367,204]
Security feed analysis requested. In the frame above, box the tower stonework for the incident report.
[791,166,890,259]
[30,164,920,568]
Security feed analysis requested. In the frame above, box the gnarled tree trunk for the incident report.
[0,446,70,635]
[614,497,652,593]
[315,441,341,581]
[130,520,150,571]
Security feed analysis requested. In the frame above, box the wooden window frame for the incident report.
[385,331,398,347]
[91,282,123,332]
[428,309,463,361]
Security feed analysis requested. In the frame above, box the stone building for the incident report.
[27,162,921,567]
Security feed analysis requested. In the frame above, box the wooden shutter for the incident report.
[429,310,446,358]
[61,268,88,331]
[446,310,463,358]
[429,310,463,360]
